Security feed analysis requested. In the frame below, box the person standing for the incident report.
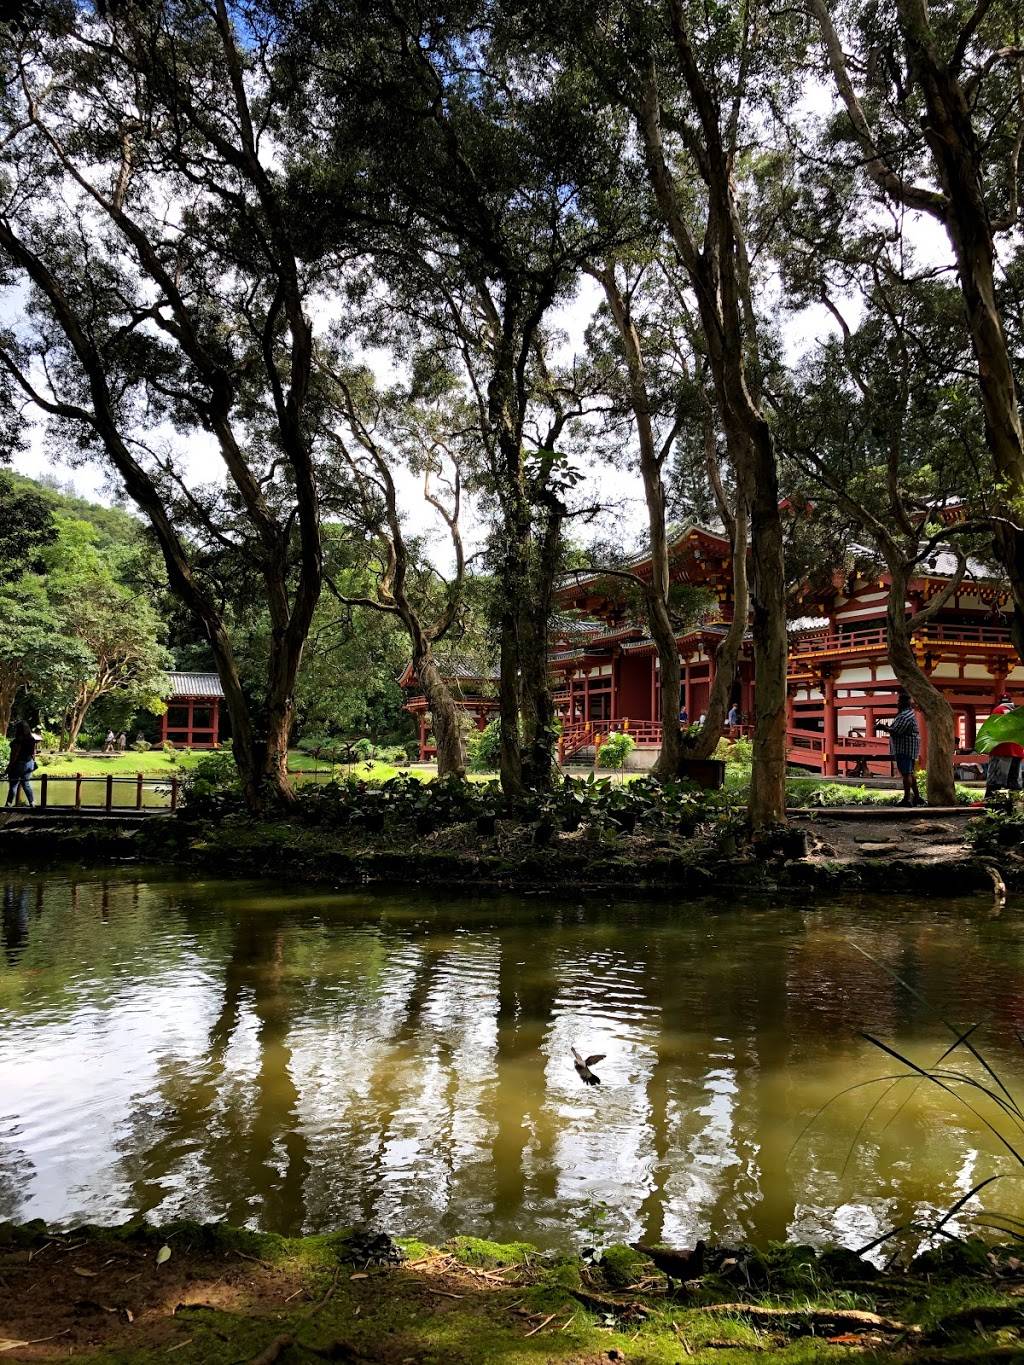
[5,721,40,809]
[104,730,115,753]
[985,694,1023,798]
[885,690,922,806]
[116,731,127,752]
[727,702,740,734]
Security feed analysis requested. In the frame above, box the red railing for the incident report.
[789,621,1012,659]
[559,718,665,760]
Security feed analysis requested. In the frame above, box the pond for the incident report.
[1,867,1022,1253]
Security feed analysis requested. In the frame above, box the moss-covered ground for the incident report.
[2,1221,1024,1363]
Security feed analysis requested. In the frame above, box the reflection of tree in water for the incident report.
[116,912,309,1231]
[2,884,30,966]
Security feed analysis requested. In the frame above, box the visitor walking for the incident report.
[5,721,40,809]
[985,694,1023,798]
[103,730,115,753]
[884,690,922,806]
[116,731,127,752]
[727,702,740,734]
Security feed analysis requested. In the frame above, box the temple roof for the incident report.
[166,672,224,699]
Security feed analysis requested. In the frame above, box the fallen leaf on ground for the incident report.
[72,1266,99,1277]
[156,1244,172,1265]
[349,1272,369,1280]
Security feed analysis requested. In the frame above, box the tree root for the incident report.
[244,1334,294,1365]
[698,1303,919,1335]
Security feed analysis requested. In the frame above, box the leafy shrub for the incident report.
[467,718,502,772]
[596,731,635,770]
[966,793,1024,853]
[352,737,377,760]
[0,736,9,773]
[712,735,754,765]
[377,744,411,765]
[132,740,151,752]
[38,728,60,753]
[179,748,243,819]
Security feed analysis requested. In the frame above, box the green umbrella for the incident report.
[974,708,1024,754]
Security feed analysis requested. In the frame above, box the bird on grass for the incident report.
[631,1240,707,1295]
[572,1047,605,1085]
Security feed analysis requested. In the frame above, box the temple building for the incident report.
[402,523,1024,775]
[159,672,224,748]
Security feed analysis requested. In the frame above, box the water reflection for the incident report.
[0,870,1022,1251]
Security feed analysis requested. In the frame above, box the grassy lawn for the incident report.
[17,750,984,809]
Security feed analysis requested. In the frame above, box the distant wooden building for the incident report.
[399,657,498,762]
[159,672,224,748]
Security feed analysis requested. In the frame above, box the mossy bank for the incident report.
[3,1219,1024,1363]
[0,804,1005,899]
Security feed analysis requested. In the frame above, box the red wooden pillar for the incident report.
[684,660,693,719]
[584,670,591,724]
[186,697,195,747]
[649,656,656,721]
[211,698,220,747]
[418,712,427,761]
[864,707,875,739]
[823,674,839,776]
[612,655,620,722]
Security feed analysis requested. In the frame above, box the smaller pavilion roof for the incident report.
[167,671,225,699]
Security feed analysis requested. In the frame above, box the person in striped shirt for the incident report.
[885,690,923,806]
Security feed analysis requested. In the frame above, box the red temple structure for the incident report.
[398,658,499,762]
[159,672,224,748]
[402,523,1024,775]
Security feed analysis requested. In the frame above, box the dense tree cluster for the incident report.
[0,0,1019,823]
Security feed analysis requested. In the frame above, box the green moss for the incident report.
[600,1242,650,1288]
[448,1235,536,1267]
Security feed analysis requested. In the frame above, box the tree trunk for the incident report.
[0,676,17,739]
[636,59,788,827]
[886,564,958,806]
[744,426,789,826]
[415,646,467,779]
[520,500,563,791]
[62,693,93,750]
[896,3,1024,656]
[686,502,750,761]
[650,590,684,777]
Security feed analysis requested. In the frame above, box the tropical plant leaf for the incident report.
[975,710,1024,754]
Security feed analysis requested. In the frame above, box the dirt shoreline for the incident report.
[3,1219,1024,1363]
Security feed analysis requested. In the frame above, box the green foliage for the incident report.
[596,730,635,770]
[715,736,754,766]
[180,749,243,819]
[0,471,57,585]
[0,735,9,772]
[467,718,502,772]
[966,794,1024,854]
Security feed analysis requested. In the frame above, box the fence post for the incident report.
[170,776,179,811]
[136,772,144,809]
[74,773,82,809]
[105,773,114,812]
[40,773,48,810]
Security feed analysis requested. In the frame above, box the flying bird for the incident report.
[572,1047,605,1085]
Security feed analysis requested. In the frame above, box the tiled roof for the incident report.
[167,671,225,699]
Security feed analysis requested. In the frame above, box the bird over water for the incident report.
[572,1047,605,1085]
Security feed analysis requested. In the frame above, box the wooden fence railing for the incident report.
[5,772,181,812]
